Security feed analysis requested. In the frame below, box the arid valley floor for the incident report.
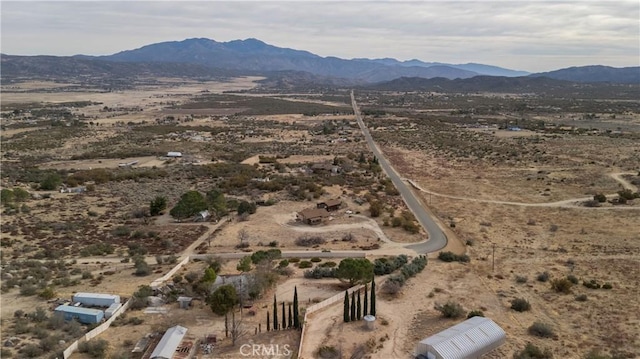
[1,77,639,359]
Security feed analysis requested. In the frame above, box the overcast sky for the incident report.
[1,1,638,72]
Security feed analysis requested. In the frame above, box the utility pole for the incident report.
[492,243,496,272]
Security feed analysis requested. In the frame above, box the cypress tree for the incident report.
[288,303,293,328]
[357,290,362,320]
[370,280,376,316]
[267,311,270,331]
[363,284,368,317]
[273,295,278,330]
[343,290,350,322]
[282,302,286,329]
[350,292,356,320]
[293,286,300,329]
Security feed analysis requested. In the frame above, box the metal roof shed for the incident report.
[416,316,506,359]
[73,292,120,307]
[150,325,188,359]
[54,305,104,324]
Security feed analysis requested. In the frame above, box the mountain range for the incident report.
[2,37,638,84]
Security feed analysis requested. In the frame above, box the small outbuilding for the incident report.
[177,296,193,309]
[73,292,120,307]
[150,325,188,359]
[415,316,506,359]
[54,305,104,324]
[104,302,123,319]
[167,151,183,158]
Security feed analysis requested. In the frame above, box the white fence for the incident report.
[297,284,365,359]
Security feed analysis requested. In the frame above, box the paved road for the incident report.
[350,91,448,253]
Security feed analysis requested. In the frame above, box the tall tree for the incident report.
[207,284,238,339]
[281,302,286,329]
[336,258,374,286]
[356,290,362,320]
[273,295,278,330]
[343,290,350,323]
[266,311,270,331]
[293,286,300,328]
[170,190,208,220]
[363,284,368,317]
[288,303,293,328]
[350,292,356,320]
[370,280,376,316]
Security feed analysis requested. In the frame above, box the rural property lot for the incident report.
[1,77,639,359]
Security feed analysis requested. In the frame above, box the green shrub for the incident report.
[602,283,613,290]
[288,258,300,263]
[467,310,484,318]
[278,259,289,268]
[320,261,337,268]
[567,275,579,284]
[112,225,131,237]
[528,322,555,338]
[575,294,588,302]
[434,301,465,318]
[438,251,469,263]
[298,261,313,269]
[310,257,322,262]
[515,275,528,284]
[510,298,531,312]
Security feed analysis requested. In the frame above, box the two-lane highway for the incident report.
[350,91,448,254]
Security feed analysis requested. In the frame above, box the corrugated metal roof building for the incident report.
[416,316,506,359]
[150,325,188,359]
[54,305,104,324]
[73,292,120,307]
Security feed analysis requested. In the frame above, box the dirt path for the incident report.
[610,172,638,192]
[406,175,639,210]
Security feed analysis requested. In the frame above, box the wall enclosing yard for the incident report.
[297,284,364,359]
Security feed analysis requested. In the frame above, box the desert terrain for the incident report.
[1,76,639,359]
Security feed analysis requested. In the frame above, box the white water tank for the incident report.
[364,315,376,330]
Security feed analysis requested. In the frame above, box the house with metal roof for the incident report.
[72,292,120,307]
[54,305,104,324]
[415,316,506,359]
[150,325,188,359]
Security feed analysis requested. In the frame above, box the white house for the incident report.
[167,152,182,158]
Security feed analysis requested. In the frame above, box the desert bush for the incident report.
[78,339,109,358]
[268,240,278,247]
[112,225,132,237]
[575,294,588,302]
[295,235,326,247]
[20,283,38,296]
[438,251,470,263]
[278,259,289,268]
[316,345,340,359]
[549,224,559,232]
[528,322,555,338]
[515,275,528,284]
[537,271,550,282]
[320,261,336,268]
[381,280,402,295]
[584,199,601,207]
[435,301,465,318]
[593,193,607,203]
[567,274,579,284]
[304,267,336,279]
[288,257,300,263]
[551,278,573,294]
[39,287,56,299]
[310,257,322,262]
[19,344,43,358]
[133,257,151,276]
[513,343,553,359]
[511,298,531,312]
[583,279,601,289]
[298,261,313,269]
[602,283,613,290]
[467,310,484,318]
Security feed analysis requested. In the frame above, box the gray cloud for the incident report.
[1,1,637,72]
